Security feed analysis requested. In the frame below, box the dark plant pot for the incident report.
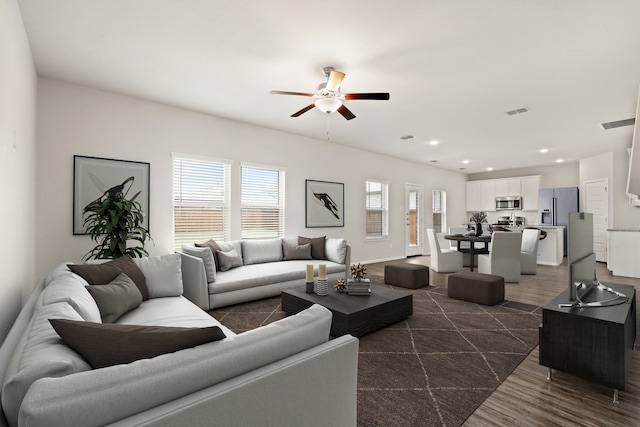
[475,223,483,236]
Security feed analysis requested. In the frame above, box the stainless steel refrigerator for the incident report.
[538,187,579,256]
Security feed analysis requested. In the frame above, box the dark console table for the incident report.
[539,282,636,402]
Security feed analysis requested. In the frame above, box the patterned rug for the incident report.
[210,275,542,427]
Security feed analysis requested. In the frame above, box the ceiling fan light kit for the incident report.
[270,66,390,120]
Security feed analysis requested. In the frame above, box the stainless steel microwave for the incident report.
[495,196,522,210]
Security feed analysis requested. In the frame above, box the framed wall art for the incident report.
[305,179,344,228]
[73,155,150,235]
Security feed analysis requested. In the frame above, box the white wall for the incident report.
[0,0,37,342]
[35,78,468,276]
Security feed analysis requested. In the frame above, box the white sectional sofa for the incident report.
[181,236,350,310]
[0,253,359,427]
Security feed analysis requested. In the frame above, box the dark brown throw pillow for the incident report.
[68,255,149,300]
[195,239,222,271]
[85,273,143,323]
[49,319,226,369]
[298,236,326,260]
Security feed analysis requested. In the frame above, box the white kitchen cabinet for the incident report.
[537,226,563,266]
[480,180,496,211]
[521,176,540,211]
[466,181,483,212]
[608,229,640,278]
[495,178,521,197]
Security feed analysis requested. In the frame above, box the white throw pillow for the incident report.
[132,254,183,298]
[181,245,216,283]
[325,238,348,264]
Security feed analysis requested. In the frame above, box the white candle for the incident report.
[318,263,327,280]
[306,264,314,283]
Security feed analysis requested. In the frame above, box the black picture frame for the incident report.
[73,155,150,235]
[305,179,344,228]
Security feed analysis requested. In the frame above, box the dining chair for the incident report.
[521,228,541,274]
[427,229,463,273]
[477,231,522,283]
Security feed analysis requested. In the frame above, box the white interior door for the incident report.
[584,179,608,262]
[405,184,423,257]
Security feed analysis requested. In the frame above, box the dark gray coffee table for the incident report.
[281,285,413,337]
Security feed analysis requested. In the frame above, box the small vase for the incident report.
[475,223,483,237]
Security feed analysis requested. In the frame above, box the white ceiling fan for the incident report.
[270,66,390,120]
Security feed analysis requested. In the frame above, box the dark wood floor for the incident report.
[367,256,640,427]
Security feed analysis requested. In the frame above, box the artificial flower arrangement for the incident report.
[469,211,487,224]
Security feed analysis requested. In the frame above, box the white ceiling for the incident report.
[18,0,640,174]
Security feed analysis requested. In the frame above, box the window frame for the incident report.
[240,162,286,239]
[365,178,389,240]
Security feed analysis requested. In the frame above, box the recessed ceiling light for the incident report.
[400,135,415,140]
[486,167,494,171]
[556,159,564,163]
[462,160,470,164]
[539,148,549,153]
[430,140,439,146]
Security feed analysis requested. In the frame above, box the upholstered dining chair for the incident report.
[521,228,541,275]
[427,228,463,273]
[477,231,522,283]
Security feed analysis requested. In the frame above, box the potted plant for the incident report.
[82,177,152,260]
[469,211,488,237]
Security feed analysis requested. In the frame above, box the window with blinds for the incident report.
[432,189,446,233]
[173,155,230,249]
[241,164,285,239]
[366,179,389,239]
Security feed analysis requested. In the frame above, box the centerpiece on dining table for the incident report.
[469,211,488,237]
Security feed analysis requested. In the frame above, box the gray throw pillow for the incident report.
[195,239,222,271]
[217,248,243,272]
[85,273,143,323]
[283,242,312,261]
[68,255,149,300]
[49,319,226,369]
[298,236,326,260]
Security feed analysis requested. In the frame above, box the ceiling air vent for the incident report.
[505,107,529,116]
[601,118,635,130]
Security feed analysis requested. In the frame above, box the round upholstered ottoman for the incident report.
[384,264,429,289]
[447,272,504,305]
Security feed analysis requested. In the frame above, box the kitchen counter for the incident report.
[608,229,640,278]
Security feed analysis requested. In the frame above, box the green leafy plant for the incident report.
[469,211,487,224]
[82,190,152,260]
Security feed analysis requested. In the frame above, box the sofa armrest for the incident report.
[178,252,209,311]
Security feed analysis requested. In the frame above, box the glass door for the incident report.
[405,184,423,257]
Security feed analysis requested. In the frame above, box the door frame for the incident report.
[405,183,424,257]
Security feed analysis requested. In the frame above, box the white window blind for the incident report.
[365,179,389,239]
[173,155,230,248]
[241,164,285,239]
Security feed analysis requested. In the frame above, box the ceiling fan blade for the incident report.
[326,70,345,92]
[337,105,356,120]
[291,104,316,117]
[344,93,390,100]
[270,90,314,97]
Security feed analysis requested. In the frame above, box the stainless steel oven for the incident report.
[495,196,522,210]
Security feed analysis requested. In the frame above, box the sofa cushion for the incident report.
[282,242,312,261]
[195,239,222,271]
[241,238,283,265]
[182,244,216,283]
[298,236,326,260]
[49,319,226,369]
[132,253,183,298]
[1,302,91,427]
[42,270,102,323]
[326,238,348,264]
[217,248,243,272]
[85,273,143,323]
[68,255,149,300]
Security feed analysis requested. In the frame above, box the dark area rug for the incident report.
[210,274,542,427]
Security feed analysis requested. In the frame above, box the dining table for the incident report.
[444,234,492,272]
